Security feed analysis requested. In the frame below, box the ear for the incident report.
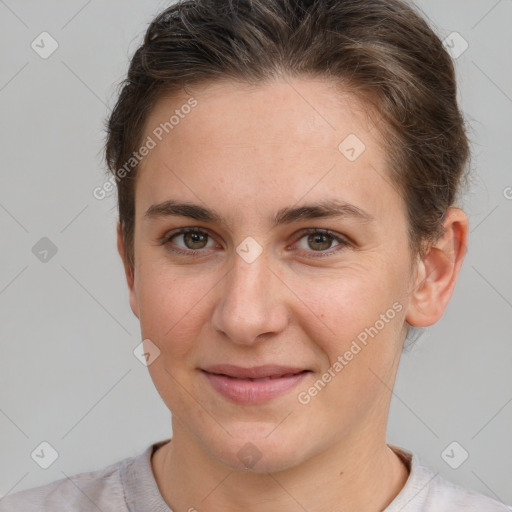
[405,207,468,327]
[116,222,139,318]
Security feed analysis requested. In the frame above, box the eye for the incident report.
[161,227,349,257]
[163,227,218,254]
[292,229,349,256]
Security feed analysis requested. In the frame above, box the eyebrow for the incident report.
[144,199,374,227]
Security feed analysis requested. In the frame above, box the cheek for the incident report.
[289,262,406,399]
[291,263,401,342]
[136,269,217,411]
[136,268,213,357]
[295,279,404,430]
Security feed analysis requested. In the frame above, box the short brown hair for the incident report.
[105,0,470,270]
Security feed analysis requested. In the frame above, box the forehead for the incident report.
[143,77,378,152]
[136,77,403,225]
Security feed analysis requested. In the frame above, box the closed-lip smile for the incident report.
[200,364,311,403]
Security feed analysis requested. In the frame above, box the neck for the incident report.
[152,421,410,512]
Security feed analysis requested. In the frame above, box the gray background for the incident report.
[1,0,511,504]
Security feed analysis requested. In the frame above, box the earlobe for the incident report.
[116,222,139,318]
[405,208,468,328]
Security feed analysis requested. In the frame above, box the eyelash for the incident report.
[161,227,350,258]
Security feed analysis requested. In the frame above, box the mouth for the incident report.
[200,365,311,403]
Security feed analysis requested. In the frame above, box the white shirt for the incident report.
[1,439,510,511]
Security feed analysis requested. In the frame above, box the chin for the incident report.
[204,426,311,474]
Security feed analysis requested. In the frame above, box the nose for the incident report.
[211,249,289,346]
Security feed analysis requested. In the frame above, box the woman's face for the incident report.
[124,77,419,472]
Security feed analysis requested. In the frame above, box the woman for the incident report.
[1,0,510,510]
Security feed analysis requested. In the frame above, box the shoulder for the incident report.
[424,472,512,512]
[387,444,512,512]
[0,455,131,512]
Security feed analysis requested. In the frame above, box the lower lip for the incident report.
[201,370,310,404]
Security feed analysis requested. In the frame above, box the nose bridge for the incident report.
[212,249,288,344]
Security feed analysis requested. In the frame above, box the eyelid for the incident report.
[163,226,214,241]
[289,228,351,256]
[161,226,221,255]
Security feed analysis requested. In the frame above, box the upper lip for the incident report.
[201,364,309,379]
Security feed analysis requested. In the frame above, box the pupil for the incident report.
[185,232,207,249]
[309,233,331,251]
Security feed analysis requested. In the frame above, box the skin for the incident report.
[117,77,468,511]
